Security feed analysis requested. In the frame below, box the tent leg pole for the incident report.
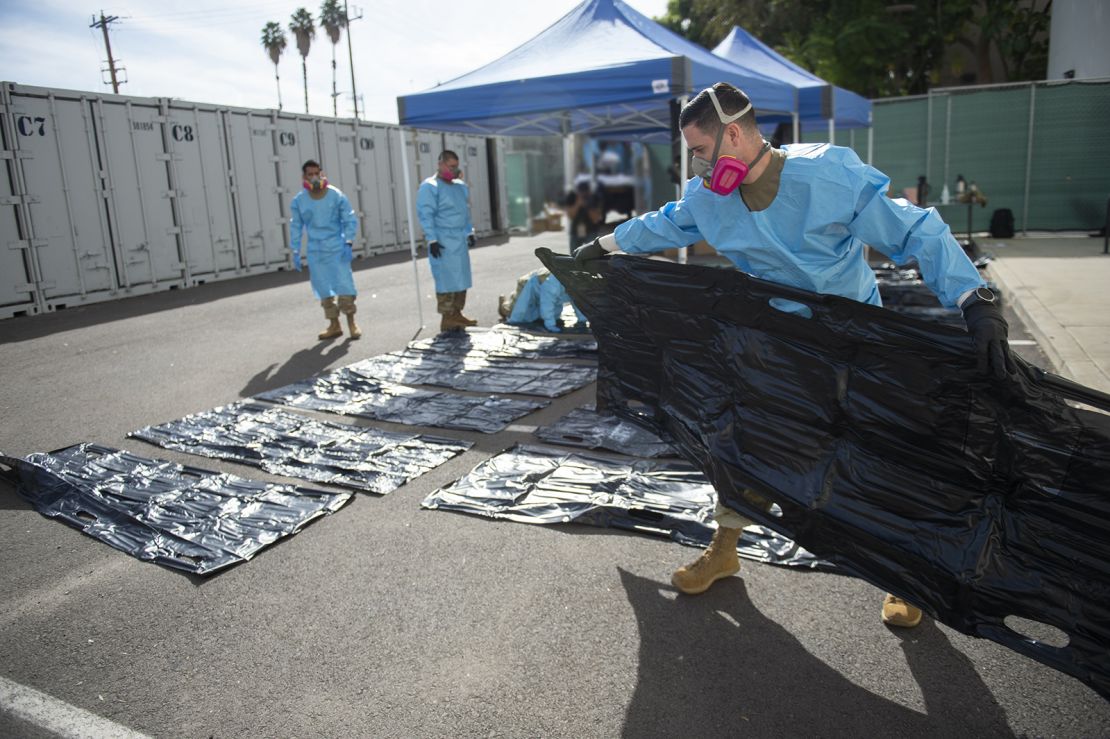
[678,94,688,266]
[563,133,575,193]
[793,112,799,144]
[398,126,425,333]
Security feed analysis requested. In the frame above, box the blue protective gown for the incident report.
[507,271,587,330]
[417,175,474,293]
[289,186,359,300]
[614,143,984,309]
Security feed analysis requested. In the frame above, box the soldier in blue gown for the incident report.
[575,83,1015,629]
[417,150,478,332]
[289,160,361,340]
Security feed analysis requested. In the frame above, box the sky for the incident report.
[0,0,672,124]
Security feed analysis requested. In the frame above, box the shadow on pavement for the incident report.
[239,340,354,398]
[618,567,1012,737]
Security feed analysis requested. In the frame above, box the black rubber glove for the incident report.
[429,241,442,259]
[572,237,607,267]
[467,234,476,249]
[963,300,1016,379]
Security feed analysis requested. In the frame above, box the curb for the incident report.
[987,258,1109,393]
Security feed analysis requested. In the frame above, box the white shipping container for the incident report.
[0,82,507,320]
[353,123,401,253]
[92,95,185,290]
[223,109,285,269]
[273,113,321,261]
[164,100,241,282]
[0,85,44,317]
[3,84,119,312]
[315,118,365,255]
[444,132,497,234]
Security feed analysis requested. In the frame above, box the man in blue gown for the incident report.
[574,83,1015,629]
[417,150,478,332]
[289,160,361,340]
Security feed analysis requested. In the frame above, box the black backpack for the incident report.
[990,208,1015,238]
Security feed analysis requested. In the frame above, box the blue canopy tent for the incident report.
[711,25,871,154]
[396,0,796,138]
[393,0,799,272]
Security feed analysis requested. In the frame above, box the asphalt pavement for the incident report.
[1,229,1108,737]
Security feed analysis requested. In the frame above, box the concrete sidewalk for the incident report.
[982,233,1110,394]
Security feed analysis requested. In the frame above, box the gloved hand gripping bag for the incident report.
[537,247,1110,700]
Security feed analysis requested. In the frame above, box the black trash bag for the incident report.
[346,350,596,398]
[408,327,597,360]
[537,247,1110,699]
[534,404,678,458]
[256,367,547,434]
[872,263,1003,326]
[990,208,1015,238]
[132,401,472,494]
[0,444,350,575]
[423,444,829,569]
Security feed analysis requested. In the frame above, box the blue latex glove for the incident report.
[467,233,477,248]
[291,250,302,272]
[429,241,442,259]
[342,241,353,262]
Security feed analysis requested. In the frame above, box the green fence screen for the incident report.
[801,79,1110,232]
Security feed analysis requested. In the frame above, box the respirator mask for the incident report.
[303,176,329,193]
[689,89,770,196]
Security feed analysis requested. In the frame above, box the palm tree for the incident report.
[260,21,286,111]
[319,0,347,117]
[288,8,316,114]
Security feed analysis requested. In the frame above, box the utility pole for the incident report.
[344,1,361,119]
[90,10,124,94]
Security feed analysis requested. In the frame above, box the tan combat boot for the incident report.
[671,525,742,595]
[318,297,343,340]
[881,594,923,628]
[440,310,471,332]
[455,291,478,327]
[437,292,464,332]
[338,295,361,340]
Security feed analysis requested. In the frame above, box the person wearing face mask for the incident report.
[289,159,361,340]
[573,82,1014,630]
[417,150,479,332]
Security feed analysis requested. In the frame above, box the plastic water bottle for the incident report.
[941,183,951,205]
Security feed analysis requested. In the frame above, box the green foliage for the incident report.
[319,0,347,46]
[656,0,1051,98]
[289,8,316,59]
[261,21,287,67]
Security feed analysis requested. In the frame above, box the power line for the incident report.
[123,1,289,21]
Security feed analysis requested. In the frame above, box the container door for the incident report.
[352,123,396,251]
[315,118,363,253]
[465,135,494,234]
[224,110,283,268]
[389,128,425,244]
[414,129,441,180]
[165,102,239,280]
[8,88,117,307]
[94,97,184,288]
[0,89,39,316]
[273,114,320,259]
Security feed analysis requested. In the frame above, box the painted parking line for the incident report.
[0,675,150,739]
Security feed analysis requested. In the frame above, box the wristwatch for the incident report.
[961,286,997,309]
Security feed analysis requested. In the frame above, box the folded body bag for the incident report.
[538,248,1110,699]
